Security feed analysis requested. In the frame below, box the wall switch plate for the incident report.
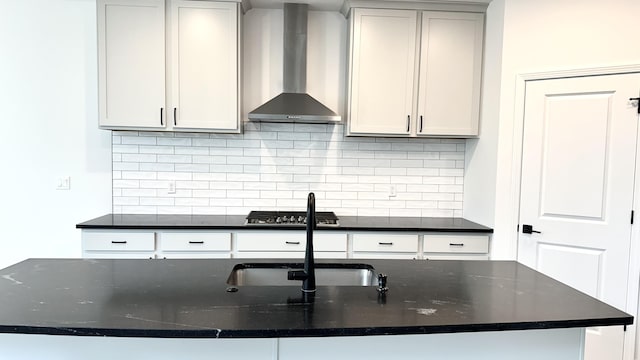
[167,181,176,194]
[56,176,70,190]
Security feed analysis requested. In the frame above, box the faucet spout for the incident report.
[287,192,316,292]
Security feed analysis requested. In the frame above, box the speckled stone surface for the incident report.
[0,258,629,338]
[76,214,493,233]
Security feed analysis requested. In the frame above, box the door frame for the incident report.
[507,64,640,360]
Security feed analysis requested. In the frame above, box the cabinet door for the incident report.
[97,0,166,129]
[169,1,239,132]
[417,12,483,137]
[348,9,417,135]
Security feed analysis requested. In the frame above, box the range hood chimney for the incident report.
[248,3,341,123]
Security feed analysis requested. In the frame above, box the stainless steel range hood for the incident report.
[248,3,341,123]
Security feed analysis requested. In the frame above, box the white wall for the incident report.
[0,0,112,269]
[464,0,640,259]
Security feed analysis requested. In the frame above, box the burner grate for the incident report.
[245,211,339,226]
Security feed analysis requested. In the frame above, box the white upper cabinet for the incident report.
[168,1,239,131]
[348,9,417,135]
[97,0,241,132]
[347,8,484,137]
[98,0,166,129]
[417,12,483,136]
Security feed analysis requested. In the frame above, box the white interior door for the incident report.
[518,73,640,360]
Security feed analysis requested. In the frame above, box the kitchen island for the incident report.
[0,258,631,359]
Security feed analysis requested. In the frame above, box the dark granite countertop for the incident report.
[0,258,630,338]
[76,214,493,233]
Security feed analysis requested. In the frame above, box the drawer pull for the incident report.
[188,241,204,244]
[111,241,127,244]
[285,241,301,245]
[449,243,465,247]
[379,242,394,246]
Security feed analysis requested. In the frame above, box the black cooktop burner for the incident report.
[245,211,339,227]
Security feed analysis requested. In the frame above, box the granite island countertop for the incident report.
[0,258,629,338]
[76,214,493,233]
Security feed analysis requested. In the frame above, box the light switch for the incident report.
[56,176,70,190]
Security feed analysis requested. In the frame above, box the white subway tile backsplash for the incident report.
[122,188,157,197]
[439,185,464,193]
[111,125,466,217]
[113,179,139,188]
[140,146,173,154]
[113,162,139,171]
[175,146,209,155]
[391,159,424,168]
[192,173,226,181]
[210,164,243,173]
[210,181,242,190]
[192,190,226,198]
[122,154,156,163]
[139,180,168,189]
[140,197,174,206]
[140,163,175,171]
[227,190,260,198]
[424,160,456,168]
[243,182,281,191]
[157,172,191,181]
[122,171,157,180]
[113,145,139,153]
[175,164,210,173]
[390,208,422,217]
[121,136,156,145]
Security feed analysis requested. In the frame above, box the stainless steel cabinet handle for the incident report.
[379,242,394,246]
[449,243,465,247]
[160,108,164,126]
[406,115,410,132]
[285,241,301,245]
[173,107,177,126]
[111,241,127,244]
[189,241,204,244]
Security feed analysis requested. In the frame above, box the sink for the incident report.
[227,263,377,287]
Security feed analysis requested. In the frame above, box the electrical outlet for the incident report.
[56,176,70,190]
[388,185,397,197]
[167,181,176,194]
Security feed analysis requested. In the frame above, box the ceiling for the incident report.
[248,0,492,11]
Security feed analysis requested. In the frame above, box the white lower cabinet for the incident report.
[158,231,231,259]
[235,232,348,259]
[82,230,156,259]
[423,234,490,260]
[352,233,419,259]
[81,230,490,260]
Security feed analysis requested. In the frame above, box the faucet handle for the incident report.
[377,273,388,293]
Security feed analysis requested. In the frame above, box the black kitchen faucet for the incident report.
[287,192,316,292]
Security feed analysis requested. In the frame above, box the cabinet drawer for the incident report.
[424,254,489,261]
[160,232,231,252]
[82,231,155,252]
[423,235,489,254]
[352,234,419,253]
[236,232,347,252]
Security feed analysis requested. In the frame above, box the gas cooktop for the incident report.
[245,211,340,227]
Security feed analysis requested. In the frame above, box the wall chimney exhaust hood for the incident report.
[248,3,341,124]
